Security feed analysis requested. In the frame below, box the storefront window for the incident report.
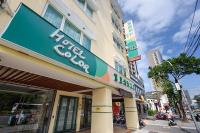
[44,5,63,28]
[0,83,54,133]
[112,102,126,126]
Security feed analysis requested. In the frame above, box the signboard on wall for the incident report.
[124,20,141,62]
[0,4,144,92]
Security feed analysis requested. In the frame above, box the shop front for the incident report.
[0,81,54,133]
[0,4,142,133]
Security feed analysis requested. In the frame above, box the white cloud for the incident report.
[120,0,195,36]
[118,0,195,92]
[173,9,200,44]
[167,49,173,54]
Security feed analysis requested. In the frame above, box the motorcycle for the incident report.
[139,119,145,127]
[168,118,177,126]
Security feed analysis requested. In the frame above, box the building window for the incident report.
[123,67,126,77]
[77,0,85,9]
[76,0,94,17]
[114,61,126,76]
[113,35,125,54]
[86,4,93,17]
[43,4,92,50]
[82,35,91,50]
[43,5,62,28]
[64,20,81,43]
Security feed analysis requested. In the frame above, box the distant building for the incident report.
[191,100,200,109]
[145,91,160,111]
[147,49,163,92]
[147,49,169,111]
[148,49,163,68]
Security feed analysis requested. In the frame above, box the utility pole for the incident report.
[166,61,200,133]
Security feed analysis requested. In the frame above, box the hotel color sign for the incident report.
[0,4,138,91]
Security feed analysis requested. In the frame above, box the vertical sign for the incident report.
[124,20,141,62]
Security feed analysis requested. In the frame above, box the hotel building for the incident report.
[0,0,145,132]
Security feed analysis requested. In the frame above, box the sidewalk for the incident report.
[144,119,200,129]
[132,119,200,133]
[78,120,200,133]
[78,126,135,133]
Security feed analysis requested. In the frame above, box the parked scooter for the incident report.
[167,112,177,126]
[168,117,177,126]
[139,119,145,127]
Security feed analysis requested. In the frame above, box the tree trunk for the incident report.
[179,100,187,121]
[178,91,187,121]
[175,102,182,118]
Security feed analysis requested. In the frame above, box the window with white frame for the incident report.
[63,20,81,43]
[114,61,126,76]
[77,0,85,9]
[43,5,62,28]
[113,35,125,54]
[76,0,94,17]
[82,34,91,50]
[43,4,92,50]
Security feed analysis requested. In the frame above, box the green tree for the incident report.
[194,95,200,102]
[148,53,200,120]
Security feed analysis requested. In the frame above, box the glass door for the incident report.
[80,98,92,129]
[55,96,78,133]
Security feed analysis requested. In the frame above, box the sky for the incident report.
[118,0,200,98]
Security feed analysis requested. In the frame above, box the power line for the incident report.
[184,0,199,53]
[189,37,200,56]
[185,22,200,55]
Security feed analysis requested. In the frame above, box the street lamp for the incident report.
[165,60,200,133]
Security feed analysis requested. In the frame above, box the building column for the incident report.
[91,87,113,133]
[124,96,139,130]
[76,95,82,132]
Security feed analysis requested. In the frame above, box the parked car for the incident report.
[155,112,167,120]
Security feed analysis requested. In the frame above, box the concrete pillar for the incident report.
[91,87,113,133]
[76,95,82,132]
[124,96,139,130]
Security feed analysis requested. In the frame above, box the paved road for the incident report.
[134,120,200,133]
